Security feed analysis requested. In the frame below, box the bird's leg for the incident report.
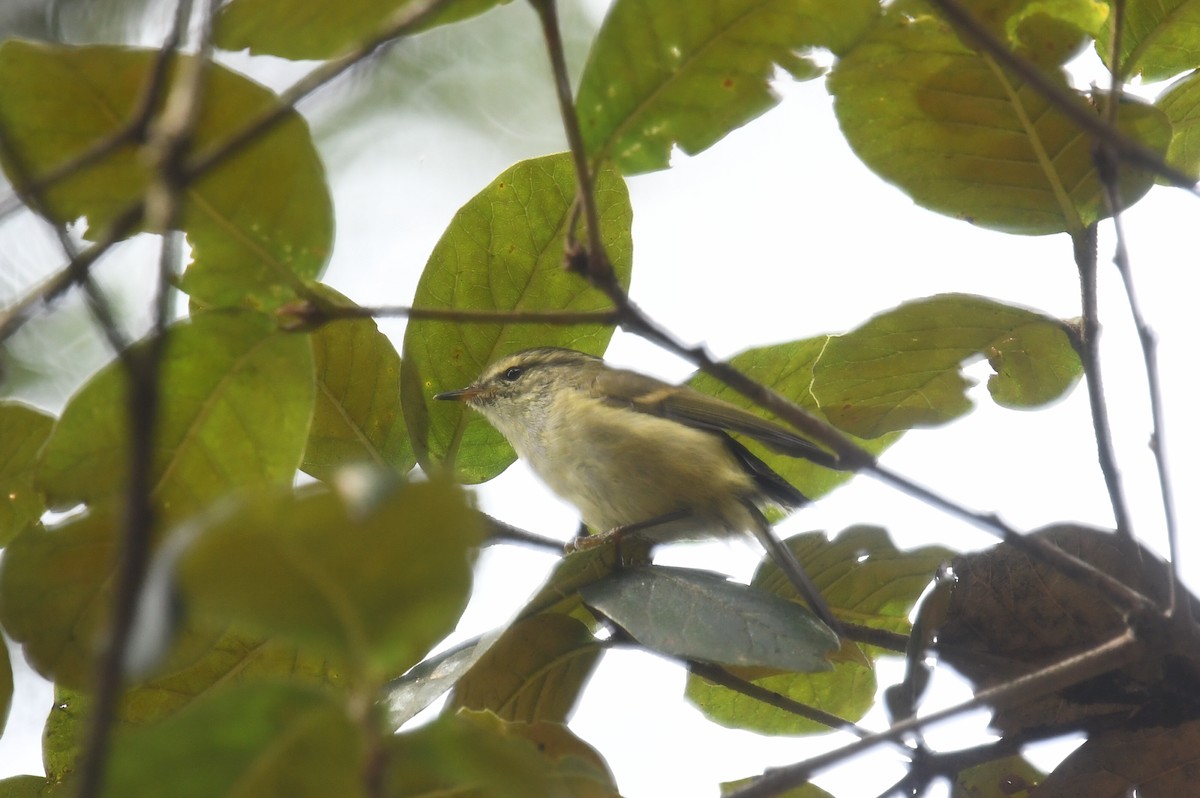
[566,508,691,565]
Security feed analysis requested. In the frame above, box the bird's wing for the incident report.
[594,367,839,469]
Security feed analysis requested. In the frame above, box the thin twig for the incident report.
[74,3,208,797]
[480,514,567,553]
[1073,225,1136,541]
[926,0,1196,192]
[725,630,1139,798]
[687,660,874,738]
[276,299,620,331]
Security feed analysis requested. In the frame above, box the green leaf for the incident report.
[954,0,1107,68]
[687,338,900,502]
[401,153,632,483]
[0,41,333,309]
[580,565,838,672]
[215,0,510,60]
[386,710,617,798]
[688,526,950,735]
[755,527,954,636]
[0,511,117,687]
[952,754,1042,796]
[36,311,314,520]
[448,614,603,723]
[177,476,482,675]
[384,637,493,728]
[100,684,362,798]
[811,294,1082,438]
[0,776,58,798]
[0,402,53,545]
[722,777,835,797]
[42,633,342,782]
[0,630,11,737]
[303,290,414,481]
[519,543,628,620]
[829,2,1171,234]
[1157,70,1200,182]
[576,0,879,174]
[1098,0,1200,82]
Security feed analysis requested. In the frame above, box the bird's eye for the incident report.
[501,366,525,382]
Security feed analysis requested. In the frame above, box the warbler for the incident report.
[436,347,840,632]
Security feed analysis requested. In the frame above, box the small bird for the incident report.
[436,347,841,633]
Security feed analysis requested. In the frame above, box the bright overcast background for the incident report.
[1,1,1197,796]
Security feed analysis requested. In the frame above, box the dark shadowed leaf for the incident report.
[401,153,631,482]
[0,402,52,545]
[177,477,481,675]
[576,0,878,174]
[1034,719,1200,797]
[100,684,362,798]
[384,636,494,729]
[214,0,509,60]
[42,632,342,783]
[449,614,602,723]
[581,566,837,672]
[721,777,834,797]
[829,1,1170,234]
[688,526,948,734]
[303,289,413,481]
[35,312,314,521]
[0,41,332,309]
[812,294,1081,437]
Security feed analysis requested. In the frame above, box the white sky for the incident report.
[2,2,1197,796]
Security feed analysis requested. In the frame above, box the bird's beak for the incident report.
[435,386,481,402]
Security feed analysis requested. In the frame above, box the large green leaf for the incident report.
[385,710,617,798]
[401,153,632,482]
[0,41,332,309]
[581,566,838,672]
[0,510,119,687]
[1099,0,1200,82]
[687,338,900,502]
[575,0,878,174]
[100,684,362,798]
[42,632,342,784]
[829,1,1171,234]
[177,477,482,675]
[36,311,314,521]
[687,526,950,735]
[303,290,414,481]
[811,294,1082,438]
[0,402,53,545]
[214,0,510,60]
[949,0,1107,68]
[1157,70,1200,181]
[448,614,603,723]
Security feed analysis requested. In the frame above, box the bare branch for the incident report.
[725,630,1139,798]
[276,299,620,331]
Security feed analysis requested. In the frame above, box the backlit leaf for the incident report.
[1157,70,1200,181]
[812,294,1082,438]
[829,2,1170,234]
[401,153,631,482]
[303,290,414,481]
[215,0,509,60]
[0,41,332,309]
[36,311,314,520]
[178,477,482,674]
[101,684,362,798]
[448,614,602,723]
[687,338,899,502]
[1098,0,1200,82]
[0,402,53,545]
[576,0,878,174]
